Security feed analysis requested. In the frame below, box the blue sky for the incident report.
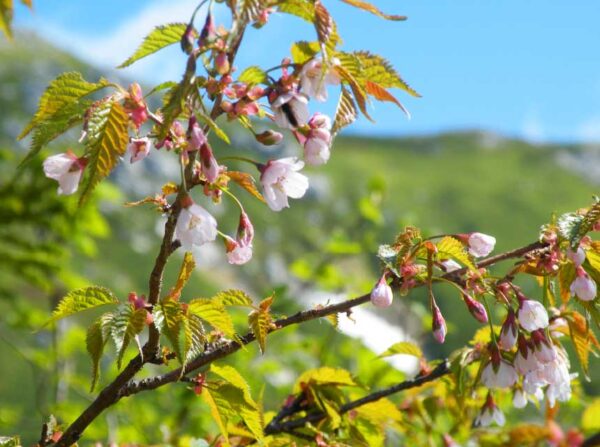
[13,0,600,143]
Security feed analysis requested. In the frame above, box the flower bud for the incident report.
[570,266,597,301]
[464,232,496,258]
[567,247,586,267]
[180,23,195,54]
[187,116,207,151]
[370,274,393,308]
[256,129,284,146]
[499,309,518,351]
[198,12,215,47]
[431,301,446,343]
[215,52,230,75]
[127,137,151,163]
[237,211,254,247]
[462,292,488,323]
[200,144,220,183]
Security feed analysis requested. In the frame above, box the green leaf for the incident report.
[146,80,178,97]
[314,0,333,44]
[110,304,147,368]
[19,72,110,140]
[277,0,315,22]
[437,236,476,270]
[353,50,420,97]
[213,289,254,307]
[196,110,230,144]
[238,66,267,86]
[291,40,321,64]
[202,388,231,447]
[248,305,272,355]
[79,100,130,205]
[582,398,600,431]
[572,201,600,248]
[332,85,357,135]
[379,341,423,359]
[557,212,584,244]
[182,313,205,364]
[158,81,191,140]
[336,64,373,122]
[188,298,236,338]
[154,299,184,361]
[211,364,257,408]
[46,286,119,325]
[339,0,407,21]
[118,23,188,68]
[168,252,196,299]
[293,367,356,393]
[86,319,107,391]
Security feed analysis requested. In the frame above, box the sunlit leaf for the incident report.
[437,236,476,271]
[332,85,357,135]
[0,0,14,39]
[118,23,188,68]
[213,289,254,307]
[154,299,184,361]
[364,80,410,118]
[248,301,272,355]
[277,0,315,22]
[46,286,119,325]
[379,341,422,359]
[566,311,600,379]
[86,319,106,391]
[339,0,406,21]
[188,298,236,338]
[110,304,147,368]
[168,252,196,300]
[291,40,321,64]
[582,398,600,431]
[238,66,267,86]
[293,367,357,392]
[202,388,231,447]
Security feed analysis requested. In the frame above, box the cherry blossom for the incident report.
[566,246,586,267]
[570,267,597,301]
[370,273,393,308]
[499,310,518,351]
[475,394,505,427]
[271,91,310,129]
[127,137,151,163]
[304,113,332,165]
[462,232,496,257]
[517,296,549,332]
[43,151,86,195]
[260,157,309,211]
[175,196,218,250]
[299,58,341,102]
[431,301,447,343]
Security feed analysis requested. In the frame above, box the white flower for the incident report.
[499,311,518,351]
[260,157,309,211]
[518,299,549,332]
[534,341,557,364]
[566,247,586,267]
[515,349,538,375]
[475,403,505,427]
[43,152,85,195]
[370,275,393,308]
[225,238,253,265]
[271,91,310,129]
[512,389,528,409]
[440,259,462,272]
[467,232,496,257]
[127,137,151,163]
[304,113,332,166]
[300,58,341,102]
[481,361,518,389]
[570,269,597,301]
[175,202,218,250]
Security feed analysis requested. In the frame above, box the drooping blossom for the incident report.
[481,348,518,389]
[198,12,216,47]
[517,294,549,332]
[431,301,446,343]
[474,394,505,427]
[237,211,254,247]
[156,121,186,151]
[464,232,496,258]
[260,157,309,211]
[515,336,538,375]
[512,389,528,408]
[370,273,393,308]
[299,57,341,102]
[127,137,151,163]
[224,236,253,265]
[570,266,597,301]
[270,91,310,129]
[304,113,332,165]
[532,330,557,364]
[498,309,518,351]
[566,246,586,267]
[43,151,86,195]
[175,196,218,250]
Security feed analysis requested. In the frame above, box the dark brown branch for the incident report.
[264,359,450,435]
[583,432,600,447]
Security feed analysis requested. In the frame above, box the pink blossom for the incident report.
[260,157,309,211]
[517,296,549,332]
[570,267,597,301]
[271,91,310,129]
[431,302,446,343]
[299,58,341,102]
[566,247,586,267]
[127,137,151,163]
[304,113,332,165]
[237,211,254,247]
[187,116,208,151]
[43,152,86,195]
[200,144,220,183]
[175,197,218,250]
[499,310,518,351]
[466,232,496,257]
[224,236,252,265]
[370,274,393,308]
[124,83,148,128]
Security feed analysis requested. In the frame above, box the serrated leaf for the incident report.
[277,0,315,22]
[227,171,265,203]
[291,40,321,64]
[557,212,584,244]
[158,81,190,140]
[202,388,231,447]
[154,299,184,361]
[379,341,422,359]
[332,85,357,135]
[339,0,406,21]
[46,286,119,325]
[364,80,410,118]
[110,304,147,368]
[188,298,236,338]
[168,252,195,299]
[238,66,267,86]
[214,384,264,441]
[19,72,110,140]
[213,289,253,307]
[314,0,333,44]
[79,100,129,205]
[146,80,178,97]
[211,364,257,408]
[354,50,420,96]
[241,0,263,22]
[182,313,205,364]
[469,325,501,346]
[293,367,357,393]
[336,64,373,122]
[325,312,339,328]
[437,236,476,271]
[566,311,600,379]
[118,23,188,68]
[248,308,271,354]
[86,319,106,391]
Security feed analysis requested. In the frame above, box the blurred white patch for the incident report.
[576,116,600,142]
[522,108,545,144]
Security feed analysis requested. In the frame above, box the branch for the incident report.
[264,359,450,435]
[583,432,600,447]
[118,240,547,398]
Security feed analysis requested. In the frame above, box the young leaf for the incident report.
[86,319,106,391]
[158,81,191,140]
[211,364,257,408]
[566,311,600,380]
[277,0,315,22]
[154,299,184,361]
[379,341,423,359]
[188,298,236,338]
[437,236,476,271]
[339,0,407,21]
[238,66,268,86]
[571,201,600,249]
[213,289,254,307]
[110,304,147,368]
[364,80,410,118]
[314,0,333,44]
[79,100,129,205]
[168,252,196,299]
[291,40,321,64]
[248,308,271,354]
[46,286,119,325]
[293,367,356,392]
[353,51,420,97]
[182,313,205,364]
[202,388,231,447]
[332,85,357,135]
[336,64,373,122]
[227,171,266,203]
[118,23,188,68]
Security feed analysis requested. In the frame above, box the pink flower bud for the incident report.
[464,232,496,258]
[127,137,151,163]
[570,267,597,301]
[567,247,586,267]
[237,211,254,247]
[180,23,196,54]
[215,52,230,75]
[370,274,393,308]
[198,12,216,47]
[256,129,284,146]
[462,293,488,323]
[431,302,446,343]
[499,310,518,351]
[124,83,148,128]
[200,144,220,183]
